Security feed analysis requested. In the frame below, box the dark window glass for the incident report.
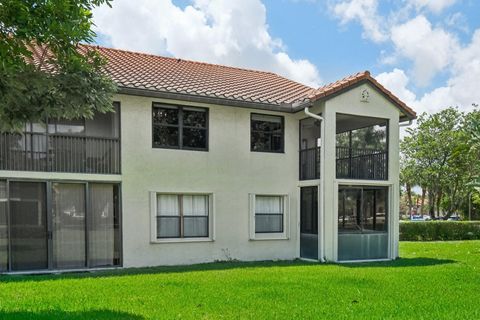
[183,128,207,149]
[338,187,388,234]
[153,107,179,125]
[0,181,7,271]
[251,114,284,153]
[152,105,208,150]
[153,126,179,147]
[301,186,318,235]
[183,108,207,127]
[9,182,48,271]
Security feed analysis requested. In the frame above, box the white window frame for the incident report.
[249,193,290,240]
[150,192,215,243]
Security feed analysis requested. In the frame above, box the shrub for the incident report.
[400,221,480,241]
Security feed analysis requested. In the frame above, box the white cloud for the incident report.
[376,68,417,106]
[390,15,459,87]
[419,29,480,111]
[330,0,387,42]
[93,0,322,87]
[407,0,458,14]
[376,29,480,114]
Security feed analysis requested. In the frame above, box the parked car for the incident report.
[447,216,461,221]
[410,215,425,221]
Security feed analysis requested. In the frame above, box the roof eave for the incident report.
[293,78,417,120]
[117,86,295,113]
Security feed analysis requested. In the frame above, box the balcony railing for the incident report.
[0,133,120,174]
[336,147,387,180]
[299,147,388,181]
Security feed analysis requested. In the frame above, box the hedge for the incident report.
[400,221,480,241]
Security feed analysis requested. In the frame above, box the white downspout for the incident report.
[304,106,326,263]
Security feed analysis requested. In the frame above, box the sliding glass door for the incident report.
[10,182,48,271]
[52,183,86,269]
[89,183,121,267]
[0,182,8,271]
[0,180,121,272]
[300,186,318,260]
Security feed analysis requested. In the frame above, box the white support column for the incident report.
[322,103,337,262]
[389,117,400,258]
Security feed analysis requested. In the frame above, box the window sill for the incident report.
[250,234,289,241]
[151,238,214,244]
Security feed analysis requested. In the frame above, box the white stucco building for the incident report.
[0,46,416,273]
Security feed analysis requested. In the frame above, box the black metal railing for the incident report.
[299,146,387,181]
[0,133,120,174]
[299,147,320,180]
[336,146,387,180]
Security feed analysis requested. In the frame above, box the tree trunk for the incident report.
[420,188,426,215]
[436,191,442,217]
[406,183,413,215]
[429,190,435,218]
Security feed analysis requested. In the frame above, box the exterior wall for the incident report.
[0,81,403,270]
[321,83,401,261]
[118,94,301,267]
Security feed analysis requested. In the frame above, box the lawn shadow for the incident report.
[0,257,457,283]
[0,259,319,283]
[339,257,456,268]
[0,310,143,320]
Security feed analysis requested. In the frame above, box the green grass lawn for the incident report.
[0,241,479,319]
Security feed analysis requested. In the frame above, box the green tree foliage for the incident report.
[401,107,480,218]
[0,0,116,131]
[336,124,387,150]
[466,104,480,190]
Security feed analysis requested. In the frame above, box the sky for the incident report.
[92,0,480,116]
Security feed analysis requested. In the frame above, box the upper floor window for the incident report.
[152,104,208,151]
[251,113,284,153]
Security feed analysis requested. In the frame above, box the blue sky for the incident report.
[93,0,480,114]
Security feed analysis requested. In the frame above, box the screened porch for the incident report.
[0,104,120,174]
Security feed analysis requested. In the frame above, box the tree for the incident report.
[401,108,480,218]
[466,104,480,183]
[0,0,116,131]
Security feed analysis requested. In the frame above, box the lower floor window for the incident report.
[255,195,284,233]
[156,194,209,238]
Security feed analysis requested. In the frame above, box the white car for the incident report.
[410,215,424,221]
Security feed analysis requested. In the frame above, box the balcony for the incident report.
[336,146,387,180]
[0,106,120,175]
[299,146,387,181]
[0,133,120,174]
[299,113,388,181]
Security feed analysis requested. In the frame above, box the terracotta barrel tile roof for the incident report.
[28,44,416,119]
[86,45,313,106]
[307,71,416,118]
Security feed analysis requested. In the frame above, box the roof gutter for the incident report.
[304,106,326,263]
[117,86,294,113]
[399,119,414,127]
